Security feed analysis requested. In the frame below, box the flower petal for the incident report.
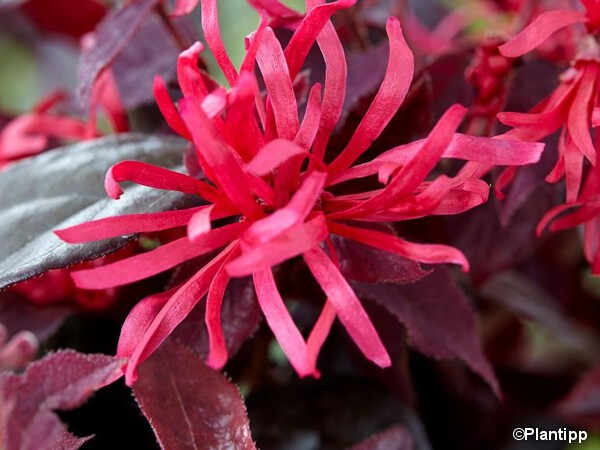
[152,76,191,139]
[124,244,237,385]
[245,138,307,176]
[256,27,299,140]
[328,221,469,271]
[328,17,414,176]
[253,268,316,376]
[241,171,327,246]
[105,160,222,203]
[201,0,238,85]
[498,10,588,58]
[303,246,391,368]
[117,288,174,359]
[72,222,247,289]
[567,63,597,165]
[179,97,264,218]
[55,205,222,243]
[284,0,356,80]
[305,300,336,372]
[332,133,544,184]
[205,248,239,370]
[306,0,347,163]
[227,214,328,277]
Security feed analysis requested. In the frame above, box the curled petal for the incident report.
[498,10,588,58]
[253,269,316,376]
[72,222,247,289]
[567,64,598,165]
[328,17,414,176]
[328,221,469,271]
[536,203,580,236]
[284,0,356,80]
[303,246,391,368]
[307,8,347,163]
[305,300,336,372]
[332,133,544,184]
[201,0,238,85]
[117,288,174,360]
[205,248,239,370]
[124,244,237,385]
[256,27,300,140]
[105,160,222,203]
[56,205,224,243]
[152,76,191,139]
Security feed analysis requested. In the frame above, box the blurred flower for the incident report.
[0,68,127,170]
[0,324,37,372]
[57,0,543,384]
[497,2,599,201]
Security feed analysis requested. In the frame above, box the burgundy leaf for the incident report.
[112,16,180,109]
[133,339,256,450]
[332,235,431,284]
[447,179,558,284]
[554,364,600,429]
[354,268,500,397]
[77,0,159,109]
[341,42,390,128]
[350,425,413,450]
[0,350,123,450]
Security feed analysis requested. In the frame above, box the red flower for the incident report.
[497,3,599,201]
[56,0,543,384]
[497,0,600,272]
[0,68,127,169]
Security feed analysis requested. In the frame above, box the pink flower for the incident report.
[497,2,600,201]
[56,0,543,385]
[0,69,127,169]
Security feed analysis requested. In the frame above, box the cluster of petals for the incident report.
[56,0,544,384]
[497,0,600,271]
[497,4,599,199]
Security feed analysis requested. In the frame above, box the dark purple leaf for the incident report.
[77,0,159,109]
[554,364,600,429]
[0,134,192,289]
[112,16,179,109]
[447,177,558,284]
[341,42,389,127]
[133,339,256,450]
[426,51,473,121]
[349,426,413,450]
[0,350,123,450]
[332,235,431,284]
[172,276,261,361]
[354,268,500,397]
